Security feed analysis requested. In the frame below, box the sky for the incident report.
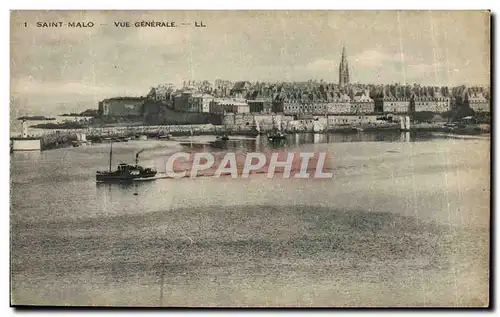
[10,10,490,115]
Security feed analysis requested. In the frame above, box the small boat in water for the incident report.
[96,143,157,183]
[112,137,129,142]
[216,134,230,141]
[217,123,230,141]
[268,116,287,142]
[158,134,172,140]
[267,131,286,142]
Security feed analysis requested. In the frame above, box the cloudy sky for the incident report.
[11,10,490,114]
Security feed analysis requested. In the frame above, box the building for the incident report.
[189,93,214,113]
[99,97,145,116]
[413,96,450,112]
[468,92,490,112]
[283,101,308,115]
[173,94,184,111]
[147,84,175,102]
[376,97,411,114]
[247,98,272,113]
[142,100,164,118]
[213,79,233,97]
[313,103,328,114]
[210,98,250,114]
[230,81,252,98]
[327,93,351,114]
[272,101,284,114]
[338,45,350,86]
[350,90,375,113]
[173,91,194,112]
[330,115,379,126]
[282,101,330,116]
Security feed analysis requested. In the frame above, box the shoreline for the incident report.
[15,122,491,135]
[9,124,491,153]
[11,123,491,138]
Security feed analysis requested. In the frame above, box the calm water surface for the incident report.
[10,132,490,307]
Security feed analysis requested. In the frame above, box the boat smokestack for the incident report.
[136,149,145,165]
[109,141,113,172]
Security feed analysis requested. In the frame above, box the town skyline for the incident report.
[11,10,490,115]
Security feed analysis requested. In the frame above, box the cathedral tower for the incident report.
[339,45,349,86]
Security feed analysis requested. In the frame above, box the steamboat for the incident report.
[96,143,157,183]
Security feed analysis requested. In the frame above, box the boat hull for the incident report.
[268,136,287,142]
[96,171,157,183]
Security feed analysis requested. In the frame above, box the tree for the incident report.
[452,106,475,122]
[412,111,435,122]
[441,110,452,118]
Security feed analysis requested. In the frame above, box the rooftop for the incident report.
[214,98,248,106]
[232,81,251,91]
[191,93,215,98]
[104,97,145,101]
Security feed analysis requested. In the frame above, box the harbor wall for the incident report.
[15,115,429,140]
[37,124,219,138]
[12,139,41,151]
[143,103,223,125]
[11,114,491,151]
[223,114,294,132]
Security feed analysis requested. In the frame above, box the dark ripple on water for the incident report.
[11,205,486,285]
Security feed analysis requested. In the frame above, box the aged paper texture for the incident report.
[10,10,490,307]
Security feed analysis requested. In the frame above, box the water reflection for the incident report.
[255,135,261,151]
[90,129,485,195]
[313,133,323,144]
[276,131,410,146]
[265,138,289,149]
[173,131,459,154]
[96,179,152,191]
[11,150,42,162]
[267,131,459,147]
[400,132,411,143]
[95,179,155,210]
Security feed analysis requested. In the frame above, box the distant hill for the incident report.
[17,116,56,121]
[60,109,100,117]
[30,121,86,129]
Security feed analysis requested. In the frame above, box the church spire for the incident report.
[339,44,349,86]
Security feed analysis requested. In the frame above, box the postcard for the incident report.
[10,10,490,307]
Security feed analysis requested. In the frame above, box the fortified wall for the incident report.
[222,113,294,132]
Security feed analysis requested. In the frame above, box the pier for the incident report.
[10,119,490,152]
[10,120,42,151]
